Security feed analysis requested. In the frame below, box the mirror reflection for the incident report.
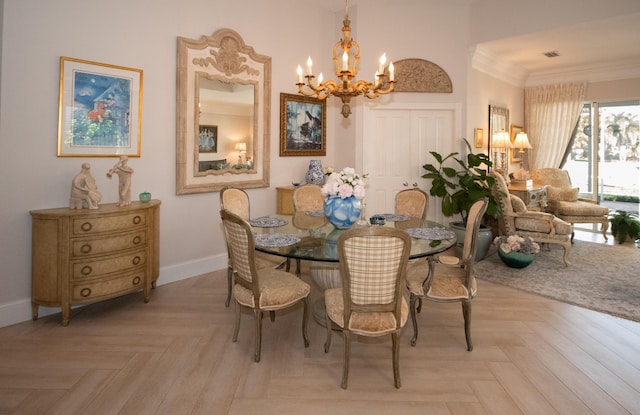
[197,76,255,172]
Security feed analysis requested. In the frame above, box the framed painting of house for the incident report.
[57,56,143,157]
[279,93,326,156]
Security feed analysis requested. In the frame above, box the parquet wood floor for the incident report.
[1,233,639,414]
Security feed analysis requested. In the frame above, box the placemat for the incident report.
[254,233,301,247]
[249,217,288,227]
[405,227,456,240]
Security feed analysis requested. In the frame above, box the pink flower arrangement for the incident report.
[494,234,540,254]
[321,167,367,200]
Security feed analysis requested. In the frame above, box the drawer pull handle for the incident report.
[81,244,92,254]
[81,266,92,276]
[80,288,92,298]
[133,236,142,245]
[403,182,408,187]
[81,222,93,232]
[132,276,141,285]
[133,215,142,225]
[132,256,141,265]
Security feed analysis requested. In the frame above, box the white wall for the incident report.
[2,0,638,327]
[0,0,477,327]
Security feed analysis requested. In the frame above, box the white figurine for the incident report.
[107,155,134,207]
[70,163,102,209]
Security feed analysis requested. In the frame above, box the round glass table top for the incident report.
[251,213,456,262]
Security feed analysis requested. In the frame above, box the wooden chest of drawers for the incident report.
[30,200,160,325]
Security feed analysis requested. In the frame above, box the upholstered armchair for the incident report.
[531,168,609,242]
[492,172,572,266]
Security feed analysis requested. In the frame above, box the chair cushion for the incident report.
[556,200,609,217]
[233,268,310,309]
[324,288,408,336]
[405,260,476,299]
[514,215,572,235]
[548,186,579,202]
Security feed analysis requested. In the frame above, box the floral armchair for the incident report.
[492,172,572,266]
[531,168,609,242]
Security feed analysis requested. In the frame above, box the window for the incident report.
[563,100,639,225]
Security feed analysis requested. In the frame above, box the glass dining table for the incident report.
[251,212,457,263]
[249,212,457,325]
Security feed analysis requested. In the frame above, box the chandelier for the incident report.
[296,1,395,118]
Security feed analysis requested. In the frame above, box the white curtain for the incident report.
[524,83,587,169]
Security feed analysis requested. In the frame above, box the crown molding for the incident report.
[525,57,640,86]
[471,45,640,88]
[470,45,529,88]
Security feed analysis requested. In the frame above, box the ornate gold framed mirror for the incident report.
[176,28,271,194]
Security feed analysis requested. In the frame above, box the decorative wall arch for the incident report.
[391,58,452,93]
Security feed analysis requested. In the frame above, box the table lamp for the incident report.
[235,142,247,166]
[491,129,513,176]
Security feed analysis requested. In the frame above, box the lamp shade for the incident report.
[491,129,512,149]
[513,132,533,150]
[235,142,247,152]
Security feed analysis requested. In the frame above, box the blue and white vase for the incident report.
[305,160,325,185]
[324,196,361,229]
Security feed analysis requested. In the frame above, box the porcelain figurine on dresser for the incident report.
[107,155,133,206]
[70,163,102,209]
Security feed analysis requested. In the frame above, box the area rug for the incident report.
[474,241,640,322]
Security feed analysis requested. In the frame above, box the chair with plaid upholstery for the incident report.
[405,198,488,351]
[220,186,287,307]
[324,226,411,389]
[220,209,310,362]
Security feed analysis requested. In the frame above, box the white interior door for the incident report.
[363,104,459,224]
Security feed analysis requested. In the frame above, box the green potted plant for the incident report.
[608,210,640,244]
[421,138,501,260]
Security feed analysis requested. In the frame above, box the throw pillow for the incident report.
[547,186,579,202]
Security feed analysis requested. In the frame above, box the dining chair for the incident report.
[405,198,488,351]
[324,226,411,389]
[292,184,325,274]
[220,209,310,362]
[395,188,429,219]
[220,186,287,307]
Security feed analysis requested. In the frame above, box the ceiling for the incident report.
[476,13,640,75]
[311,1,640,81]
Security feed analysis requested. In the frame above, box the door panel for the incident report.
[363,106,456,224]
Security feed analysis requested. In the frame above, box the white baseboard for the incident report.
[0,253,227,329]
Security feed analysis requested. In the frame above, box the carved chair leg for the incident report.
[324,305,333,353]
[410,294,419,347]
[341,330,351,389]
[254,309,263,362]
[225,266,233,307]
[392,331,401,388]
[302,297,310,347]
[270,311,276,321]
[232,302,241,342]
[462,300,473,351]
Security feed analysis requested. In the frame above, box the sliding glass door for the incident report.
[563,100,640,226]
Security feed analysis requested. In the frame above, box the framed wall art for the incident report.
[198,125,218,153]
[279,93,326,157]
[474,128,484,148]
[57,56,143,157]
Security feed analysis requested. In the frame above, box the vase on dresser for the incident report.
[305,160,326,185]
